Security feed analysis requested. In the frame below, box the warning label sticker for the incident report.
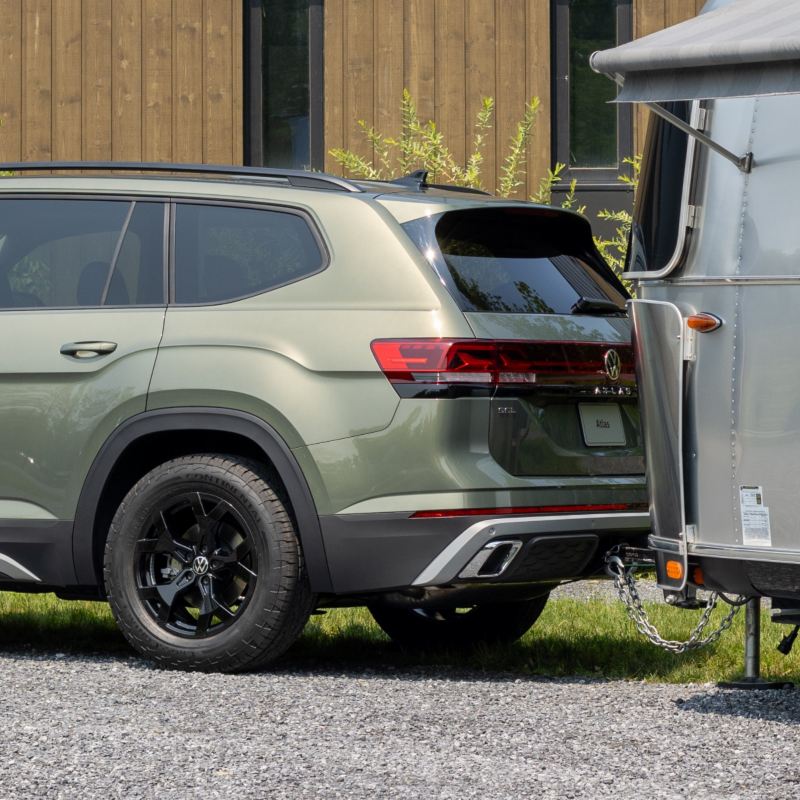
[740,485,772,547]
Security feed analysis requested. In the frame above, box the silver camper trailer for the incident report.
[592,0,800,676]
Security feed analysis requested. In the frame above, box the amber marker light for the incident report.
[665,560,684,581]
[693,566,705,586]
[687,313,722,332]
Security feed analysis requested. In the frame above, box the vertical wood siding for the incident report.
[0,0,243,165]
[325,0,552,198]
[326,0,702,189]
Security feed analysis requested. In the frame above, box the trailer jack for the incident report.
[718,598,793,690]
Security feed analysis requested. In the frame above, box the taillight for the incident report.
[369,340,496,384]
[371,338,635,395]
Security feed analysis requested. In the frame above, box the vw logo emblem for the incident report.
[604,349,621,382]
[192,555,210,576]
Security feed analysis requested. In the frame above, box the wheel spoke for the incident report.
[190,492,225,554]
[235,561,257,580]
[189,492,207,523]
[151,569,195,617]
[209,583,237,618]
[137,511,194,563]
[195,611,214,635]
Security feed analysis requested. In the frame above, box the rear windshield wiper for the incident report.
[571,297,626,315]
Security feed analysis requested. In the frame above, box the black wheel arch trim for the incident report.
[72,407,333,592]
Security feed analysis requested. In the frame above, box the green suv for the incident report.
[0,162,647,671]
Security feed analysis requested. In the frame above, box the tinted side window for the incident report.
[174,203,325,304]
[0,198,165,308]
[626,101,691,274]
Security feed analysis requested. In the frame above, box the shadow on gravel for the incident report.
[675,689,800,724]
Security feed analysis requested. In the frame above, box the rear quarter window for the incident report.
[174,203,326,304]
[402,207,626,315]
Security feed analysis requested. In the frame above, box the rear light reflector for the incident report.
[666,560,684,581]
[410,502,647,519]
[371,338,635,390]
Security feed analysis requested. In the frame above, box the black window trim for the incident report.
[625,101,702,281]
[552,0,634,186]
[168,197,331,307]
[0,193,170,312]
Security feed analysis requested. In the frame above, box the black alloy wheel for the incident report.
[135,491,258,638]
[105,454,315,672]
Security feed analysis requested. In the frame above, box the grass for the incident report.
[1,590,799,683]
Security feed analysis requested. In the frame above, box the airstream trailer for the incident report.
[592,0,800,676]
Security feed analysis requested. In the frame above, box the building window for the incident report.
[552,0,633,184]
[244,0,324,169]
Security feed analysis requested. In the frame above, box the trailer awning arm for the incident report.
[611,73,753,174]
[591,0,800,102]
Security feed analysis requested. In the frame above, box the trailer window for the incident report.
[626,101,691,275]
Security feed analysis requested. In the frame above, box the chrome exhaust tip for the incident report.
[458,539,523,579]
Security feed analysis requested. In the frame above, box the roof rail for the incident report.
[0,161,364,193]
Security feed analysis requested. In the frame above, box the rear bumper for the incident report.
[320,511,650,594]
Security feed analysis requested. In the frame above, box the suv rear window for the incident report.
[402,207,626,314]
[174,203,325,304]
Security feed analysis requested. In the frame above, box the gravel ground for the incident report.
[553,576,667,603]
[1,652,799,800]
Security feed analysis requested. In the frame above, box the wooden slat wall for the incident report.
[634,0,705,153]
[325,0,552,198]
[0,0,243,165]
[326,0,704,190]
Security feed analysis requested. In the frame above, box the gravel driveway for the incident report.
[2,651,799,800]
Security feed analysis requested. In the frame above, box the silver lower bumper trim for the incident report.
[412,512,650,587]
[0,552,40,582]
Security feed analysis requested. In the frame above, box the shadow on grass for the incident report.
[0,609,132,657]
[0,596,798,690]
[284,621,735,684]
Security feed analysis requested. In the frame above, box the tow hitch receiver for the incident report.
[664,585,708,610]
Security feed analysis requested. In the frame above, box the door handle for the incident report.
[60,341,118,358]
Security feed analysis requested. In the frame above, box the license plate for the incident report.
[578,403,626,447]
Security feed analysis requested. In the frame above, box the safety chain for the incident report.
[604,546,742,654]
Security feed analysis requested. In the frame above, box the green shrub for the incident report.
[329,90,636,282]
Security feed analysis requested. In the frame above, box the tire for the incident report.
[368,595,549,651]
[104,454,315,673]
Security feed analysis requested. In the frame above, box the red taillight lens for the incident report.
[370,340,496,384]
[371,339,635,390]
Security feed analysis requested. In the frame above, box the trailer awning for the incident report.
[590,0,800,103]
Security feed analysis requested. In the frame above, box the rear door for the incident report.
[403,205,644,487]
[0,197,166,584]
